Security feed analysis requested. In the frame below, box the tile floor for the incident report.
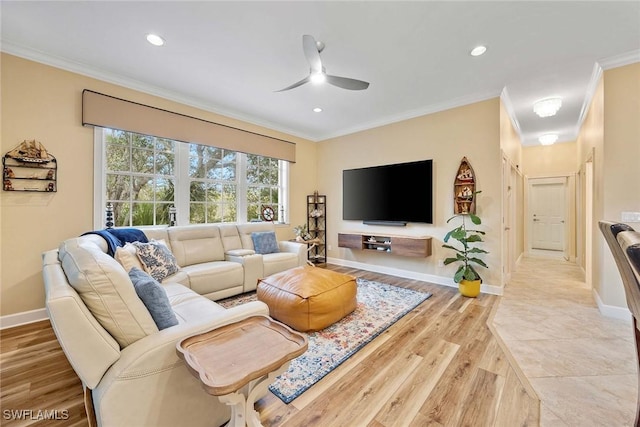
[492,255,638,426]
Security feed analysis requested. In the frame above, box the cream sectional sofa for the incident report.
[42,222,305,427]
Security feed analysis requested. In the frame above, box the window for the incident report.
[95,128,288,228]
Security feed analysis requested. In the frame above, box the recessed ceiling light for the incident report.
[533,97,562,117]
[470,45,487,56]
[313,107,323,113]
[539,134,559,145]
[146,34,165,47]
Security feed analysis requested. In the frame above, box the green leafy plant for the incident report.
[443,211,489,283]
[293,223,311,240]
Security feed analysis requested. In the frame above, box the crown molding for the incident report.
[575,62,604,135]
[499,87,525,144]
[0,40,316,142]
[316,89,501,141]
[598,49,640,70]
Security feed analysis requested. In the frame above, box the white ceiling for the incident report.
[2,1,639,145]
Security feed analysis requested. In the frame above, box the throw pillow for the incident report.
[133,240,180,282]
[114,242,145,272]
[128,268,178,330]
[251,231,280,255]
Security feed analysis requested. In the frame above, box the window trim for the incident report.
[93,127,289,229]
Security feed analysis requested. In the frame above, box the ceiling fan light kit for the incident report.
[277,35,370,92]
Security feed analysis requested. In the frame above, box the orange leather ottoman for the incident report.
[257,266,357,332]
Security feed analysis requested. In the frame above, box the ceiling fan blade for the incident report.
[302,34,322,73]
[326,75,370,90]
[275,75,311,92]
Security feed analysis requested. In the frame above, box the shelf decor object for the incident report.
[307,192,326,264]
[454,156,476,215]
[3,140,57,192]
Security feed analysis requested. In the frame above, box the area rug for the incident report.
[218,278,432,404]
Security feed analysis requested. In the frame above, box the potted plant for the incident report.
[442,208,489,298]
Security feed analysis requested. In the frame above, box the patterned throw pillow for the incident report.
[251,231,280,255]
[128,267,178,330]
[133,240,179,282]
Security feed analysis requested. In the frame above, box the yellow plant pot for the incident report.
[459,279,481,298]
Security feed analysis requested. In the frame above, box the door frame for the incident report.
[526,175,570,258]
[501,152,520,286]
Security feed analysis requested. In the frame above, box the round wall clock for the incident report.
[261,206,275,222]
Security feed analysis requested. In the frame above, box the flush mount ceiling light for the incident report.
[533,97,562,117]
[146,33,165,46]
[313,107,323,113]
[470,45,487,56]
[539,134,559,145]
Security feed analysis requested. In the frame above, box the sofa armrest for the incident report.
[98,301,269,384]
[279,240,307,267]
[226,253,264,292]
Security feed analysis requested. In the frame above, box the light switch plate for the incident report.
[621,212,640,222]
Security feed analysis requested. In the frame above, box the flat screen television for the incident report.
[343,159,433,225]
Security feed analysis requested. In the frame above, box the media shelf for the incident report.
[338,233,432,258]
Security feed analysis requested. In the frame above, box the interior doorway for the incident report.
[528,177,568,256]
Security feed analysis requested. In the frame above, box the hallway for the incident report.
[492,256,638,426]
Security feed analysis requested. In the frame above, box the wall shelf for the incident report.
[3,156,57,192]
[338,233,432,258]
[307,192,326,264]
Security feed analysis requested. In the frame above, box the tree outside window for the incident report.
[101,128,286,227]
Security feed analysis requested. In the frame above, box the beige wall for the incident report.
[576,62,640,309]
[499,100,525,268]
[522,141,577,177]
[499,100,522,168]
[0,53,317,316]
[599,63,640,307]
[317,99,503,287]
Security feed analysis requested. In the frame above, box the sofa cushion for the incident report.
[251,231,280,254]
[236,222,276,250]
[133,240,180,282]
[58,238,158,348]
[219,224,243,252]
[180,261,244,296]
[162,283,226,323]
[114,242,145,272]
[128,268,179,330]
[263,252,300,277]
[168,225,225,266]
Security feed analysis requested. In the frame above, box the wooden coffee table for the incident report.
[176,315,308,427]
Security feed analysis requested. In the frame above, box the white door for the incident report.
[530,178,566,251]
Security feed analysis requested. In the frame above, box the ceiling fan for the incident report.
[276,35,370,92]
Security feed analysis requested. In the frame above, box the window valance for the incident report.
[82,90,296,162]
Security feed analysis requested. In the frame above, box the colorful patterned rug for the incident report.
[218,278,432,404]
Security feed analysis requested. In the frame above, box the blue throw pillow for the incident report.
[128,267,178,330]
[251,231,280,255]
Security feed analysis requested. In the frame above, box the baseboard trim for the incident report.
[0,308,48,330]
[592,289,632,321]
[326,257,503,296]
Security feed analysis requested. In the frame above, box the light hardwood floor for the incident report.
[0,266,539,427]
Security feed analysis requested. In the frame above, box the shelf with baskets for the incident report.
[306,192,326,264]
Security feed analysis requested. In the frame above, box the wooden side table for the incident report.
[176,316,308,427]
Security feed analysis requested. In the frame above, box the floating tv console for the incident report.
[338,233,432,258]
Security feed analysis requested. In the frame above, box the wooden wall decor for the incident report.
[3,140,57,192]
[454,156,476,214]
